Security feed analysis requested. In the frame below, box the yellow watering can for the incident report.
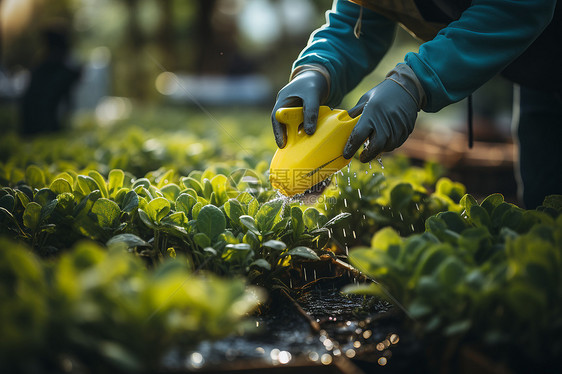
[269,106,360,197]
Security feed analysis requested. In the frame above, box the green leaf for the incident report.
[34,188,57,207]
[138,209,155,229]
[263,240,286,251]
[291,206,305,238]
[25,165,46,189]
[132,178,151,189]
[121,190,139,213]
[77,175,99,196]
[390,183,414,210]
[88,170,109,199]
[323,212,351,228]
[436,177,465,203]
[211,174,229,205]
[250,258,271,271]
[23,202,42,231]
[303,207,320,229]
[160,184,181,202]
[15,189,31,209]
[162,211,188,227]
[248,198,259,217]
[91,198,121,228]
[196,205,226,240]
[40,198,58,223]
[285,246,320,261]
[469,205,492,228]
[107,233,150,250]
[224,199,245,226]
[240,215,260,235]
[108,169,125,196]
[145,197,171,223]
[255,199,283,233]
[181,177,203,195]
[176,193,197,216]
[192,202,203,219]
[444,320,471,336]
[438,211,467,233]
[155,169,175,189]
[342,283,385,296]
[50,178,73,194]
[437,257,465,286]
[0,194,15,212]
[225,243,251,251]
[202,178,213,200]
[193,232,211,248]
[460,194,477,214]
[480,193,504,215]
[371,227,402,251]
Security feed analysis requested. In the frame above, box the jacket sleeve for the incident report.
[292,0,396,107]
[405,0,557,112]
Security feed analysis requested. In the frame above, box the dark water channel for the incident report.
[163,270,425,373]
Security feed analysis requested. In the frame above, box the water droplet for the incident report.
[363,330,372,339]
[328,229,332,238]
[343,228,347,237]
[345,245,349,255]
[190,352,204,369]
[345,349,356,358]
[399,212,404,221]
[347,177,351,185]
[278,351,292,364]
[352,230,356,239]
[378,357,387,366]
[303,268,307,282]
[309,352,319,362]
[410,224,415,231]
[321,354,332,365]
[415,203,420,210]
[353,341,361,349]
[353,172,357,178]
[377,156,384,169]
[389,334,400,344]
[358,189,362,199]
[344,199,348,208]
[369,161,372,169]
[313,269,317,280]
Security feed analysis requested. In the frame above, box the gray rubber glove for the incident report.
[343,64,425,162]
[271,66,329,148]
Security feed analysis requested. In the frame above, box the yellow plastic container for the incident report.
[269,106,360,197]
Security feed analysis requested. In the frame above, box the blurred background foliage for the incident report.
[1,0,516,199]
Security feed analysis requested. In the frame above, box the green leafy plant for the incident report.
[0,238,262,373]
[344,193,562,370]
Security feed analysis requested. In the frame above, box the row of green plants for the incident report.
[0,238,262,373]
[345,194,562,371]
[4,107,560,372]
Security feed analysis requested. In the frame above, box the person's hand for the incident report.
[271,68,329,148]
[343,64,425,162]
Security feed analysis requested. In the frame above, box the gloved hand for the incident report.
[343,64,425,162]
[271,67,329,148]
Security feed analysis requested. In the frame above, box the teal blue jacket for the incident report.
[293,0,557,112]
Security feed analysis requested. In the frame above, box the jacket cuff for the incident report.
[386,63,427,111]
